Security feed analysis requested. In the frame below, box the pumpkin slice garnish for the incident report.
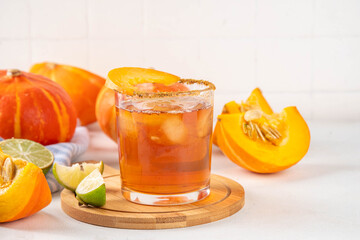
[105,67,180,95]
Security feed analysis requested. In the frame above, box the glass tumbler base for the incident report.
[121,186,210,206]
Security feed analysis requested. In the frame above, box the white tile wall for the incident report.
[257,39,312,92]
[88,0,144,39]
[30,0,87,39]
[314,0,360,36]
[0,0,359,121]
[199,0,255,37]
[199,39,256,94]
[313,38,360,91]
[31,40,88,69]
[143,39,200,78]
[0,0,29,39]
[145,0,200,38]
[89,39,144,75]
[0,40,30,70]
[256,0,313,37]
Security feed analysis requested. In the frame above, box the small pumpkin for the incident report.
[95,86,117,142]
[30,62,105,125]
[214,88,310,173]
[0,69,77,145]
[0,149,52,222]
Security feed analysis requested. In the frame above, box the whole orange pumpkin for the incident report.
[0,69,77,145]
[30,62,105,125]
[95,86,117,142]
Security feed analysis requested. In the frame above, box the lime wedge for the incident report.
[53,161,104,191]
[0,139,54,175]
[75,169,106,207]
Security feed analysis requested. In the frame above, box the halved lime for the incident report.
[0,139,54,175]
[53,161,104,191]
[75,169,106,207]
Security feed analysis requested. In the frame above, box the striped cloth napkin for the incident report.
[0,127,90,193]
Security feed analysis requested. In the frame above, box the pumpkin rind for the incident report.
[30,62,106,125]
[0,70,77,145]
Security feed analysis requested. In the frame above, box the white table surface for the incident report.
[2,121,360,240]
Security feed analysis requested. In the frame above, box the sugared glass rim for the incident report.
[125,79,216,98]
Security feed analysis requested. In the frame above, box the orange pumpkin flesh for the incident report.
[0,69,77,145]
[0,150,52,222]
[214,88,310,173]
[245,88,273,115]
[213,88,272,146]
[30,62,106,125]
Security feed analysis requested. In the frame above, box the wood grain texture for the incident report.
[61,164,245,229]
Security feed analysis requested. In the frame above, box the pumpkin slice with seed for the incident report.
[215,88,310,173]
[0,148,52,223]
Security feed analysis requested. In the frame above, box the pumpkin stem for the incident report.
[6,69,21,77]
[46,62,57,70]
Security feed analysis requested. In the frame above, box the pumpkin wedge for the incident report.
[0,149,51,222]
[214,88,310,173]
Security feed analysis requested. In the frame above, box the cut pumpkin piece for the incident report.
[214,88,310,173]
[105,67,180,95]
[213,88,272,146]
[0,148,52,222]
[217,106,310,173]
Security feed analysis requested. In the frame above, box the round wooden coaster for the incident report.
[61,165,245,230]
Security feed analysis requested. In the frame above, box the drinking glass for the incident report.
[115,79,215,205]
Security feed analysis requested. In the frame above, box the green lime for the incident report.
[0,138,54,175]
[53,161,104,192]
[75,169,106,207]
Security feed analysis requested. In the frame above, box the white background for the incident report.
[1,0,360,121]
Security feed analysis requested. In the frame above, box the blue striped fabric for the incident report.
[0,127,89,193]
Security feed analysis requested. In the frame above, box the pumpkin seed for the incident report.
[1,157,15,182]
[244,109,262,122]
[242,110,282,146]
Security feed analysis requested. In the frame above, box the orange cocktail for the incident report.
[116,80,215,205]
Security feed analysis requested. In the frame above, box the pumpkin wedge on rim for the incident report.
[105,67,180,95]
[214,88,310,173]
